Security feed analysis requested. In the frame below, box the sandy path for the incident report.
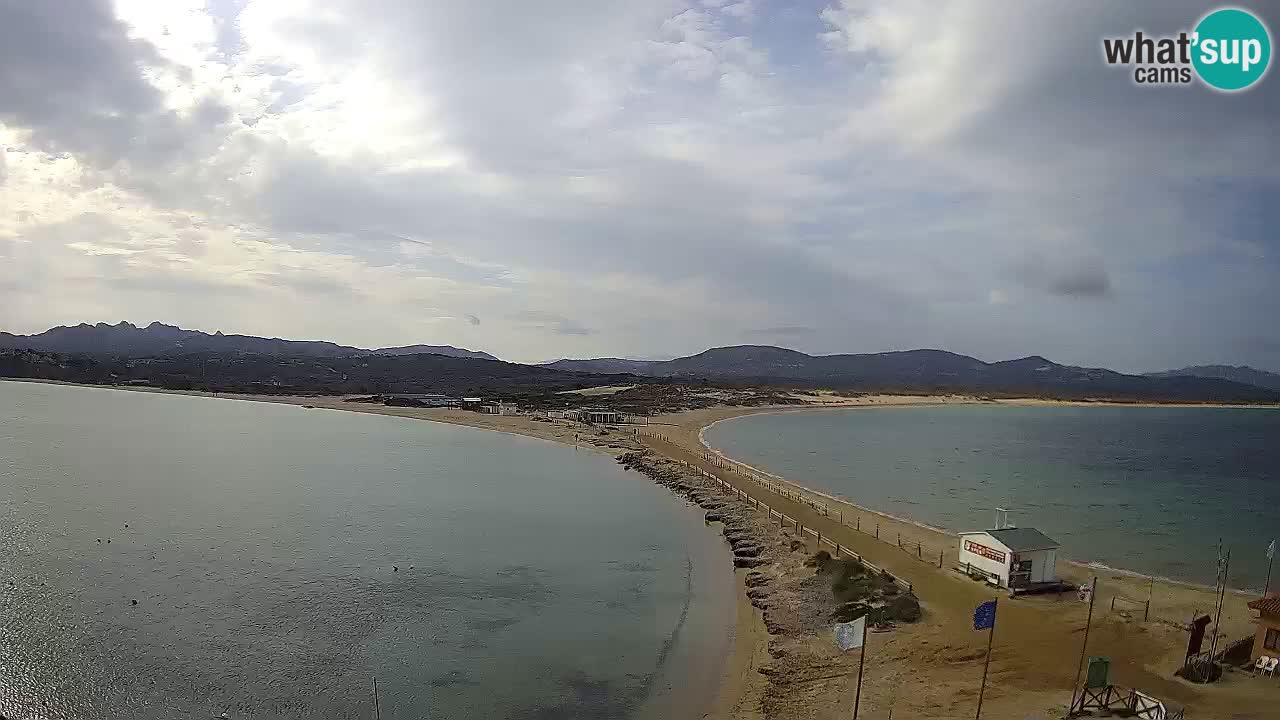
[650,403,1275,718]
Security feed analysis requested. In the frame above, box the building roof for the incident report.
[1248,594,1280,615]
[982,527,1060,551]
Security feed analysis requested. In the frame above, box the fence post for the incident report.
[939,549,944,568]
[897,533,901,548]
[876,524,880,539]
[917,543,922,559]
[856,516,860,532]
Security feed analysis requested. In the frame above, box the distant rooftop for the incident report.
[1248,594,1280,615]
[983,527,1060,551]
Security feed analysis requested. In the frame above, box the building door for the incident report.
[1009,557,1033,588]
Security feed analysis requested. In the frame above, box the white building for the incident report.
[479,403,517,416]
[957,527,1060,589]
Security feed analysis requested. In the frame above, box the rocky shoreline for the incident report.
[617,449,921,718]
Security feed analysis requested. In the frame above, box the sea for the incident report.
[704,404,1280,591]
[0,381,734,720]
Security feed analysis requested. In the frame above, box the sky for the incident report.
[1,1,1277,371]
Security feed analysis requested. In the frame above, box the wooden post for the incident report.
[1152,573,1162,620]
[940,549,945,568]
[853,618,869,719]
[876,524,880,540]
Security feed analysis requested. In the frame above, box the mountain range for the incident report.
[3,323,1278,402]
[1144,364,1280,392]
[544,345,1280,402]
[0,322,497,361]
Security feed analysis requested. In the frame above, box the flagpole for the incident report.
[1209,549,1230,660]
[853,615,868,719]
[1069,576,1097,714]
[1265,541,1274,597]
[975,598,997,720]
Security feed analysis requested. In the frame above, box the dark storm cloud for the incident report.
[1049,267,1111,298]
[1011,254,1113,299]
[0,1,166,165]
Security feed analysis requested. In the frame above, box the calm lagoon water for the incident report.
[705,404,1280,590]
[0,381,733,719]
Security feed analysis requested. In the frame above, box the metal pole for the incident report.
[373,676,382,720]
[975,598,997,720]
[1266,551,1274,597]
[1145,577,1154,622]
[853,616,868,719]
[1069,577,1098,713]
[1209,549,1230,660]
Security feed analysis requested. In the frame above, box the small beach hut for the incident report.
[958,527,1060,589]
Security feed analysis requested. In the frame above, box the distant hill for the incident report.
[546,345,1280,403]
[0,348,633,397]
[542,357,664,374]
[374,344,499,361]
[1145,365,1280,392]
[0,322,496,361]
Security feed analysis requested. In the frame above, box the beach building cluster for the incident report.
[380,393,645,424]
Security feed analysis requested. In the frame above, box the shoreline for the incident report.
[0,378,760,720]
[694,403,1268,597]
[5,378,1277,717]
[638,406,1275,717]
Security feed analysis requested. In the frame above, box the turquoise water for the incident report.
[705,405,1280,590]
[0,381,733,719]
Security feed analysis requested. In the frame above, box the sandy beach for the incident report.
[647,401,1274,718]
[6,380,1274,718]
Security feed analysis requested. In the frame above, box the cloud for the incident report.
[507,310,597,337]
[746,325,816,337]
[1013,254,1113,299]
[0,0,1276,372]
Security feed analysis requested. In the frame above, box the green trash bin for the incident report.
[1085,656,1110,689]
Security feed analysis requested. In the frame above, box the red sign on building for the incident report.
[964,539,1007,564]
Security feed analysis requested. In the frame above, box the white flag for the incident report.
[1268,539,1276,560]
[834,616,866,651]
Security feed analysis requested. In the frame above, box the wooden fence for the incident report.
[635,429,954,577]
[635,429,919,594]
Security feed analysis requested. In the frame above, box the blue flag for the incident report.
[973,600,997,630]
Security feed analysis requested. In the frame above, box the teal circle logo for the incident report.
[1192,8,1271,91]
